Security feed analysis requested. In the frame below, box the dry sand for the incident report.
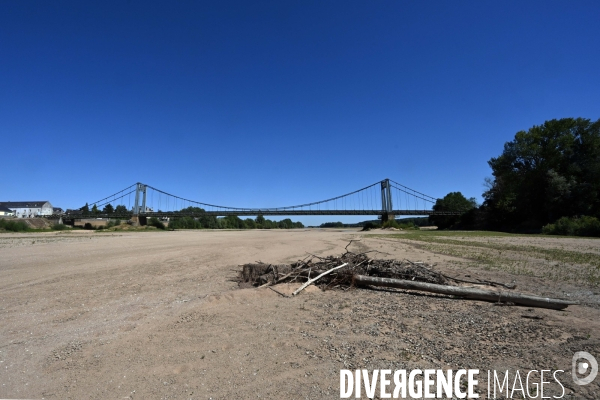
[0,229,599,399]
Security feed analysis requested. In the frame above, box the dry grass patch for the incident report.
[375,231,600,286]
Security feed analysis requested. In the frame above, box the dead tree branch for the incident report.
[353,275,578,310]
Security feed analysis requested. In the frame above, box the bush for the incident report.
[542,216,600,237]
[398,221,419,230]
[148,217,166,230]
[52,223,68,231]
[320,222,344,228]
[380,220,420,230]
[84,222,94,230]
[361,221,380,231]
[382,220,400,229]
[0,219,29,232]
[103,219,121,229]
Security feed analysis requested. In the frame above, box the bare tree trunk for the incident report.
[353,275,578,310]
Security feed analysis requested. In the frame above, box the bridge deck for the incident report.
[50,209,463,219]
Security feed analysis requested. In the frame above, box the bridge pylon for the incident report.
[131,183,147,226]
[380,179,394,222]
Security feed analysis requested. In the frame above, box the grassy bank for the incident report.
[373,230,600,286]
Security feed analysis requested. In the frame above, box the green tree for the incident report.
[102,204,114,214]
[198,214,218,229]
[148,217,166,230]
[320,222,344,228]
[255,214,265,228]
[81,203,90,216]
[91,204,99,214]
[278,218,294,229]
[114,205,129,214]
[484,118,600,229]
[429,192,477,229]
[220,215,245,229]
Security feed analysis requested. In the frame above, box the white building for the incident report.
[0,201,53,218]
[0,205,15,216]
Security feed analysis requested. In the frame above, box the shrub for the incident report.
[103,219,120,229]
[148,217,166,230]
[542,216,600,237]
[52,223,68,231]
[320,222,344,228]
[382,220,401,229]
[0,219,29,232]
[398,221,420,230]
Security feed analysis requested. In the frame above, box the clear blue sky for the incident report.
[1,1,599,225]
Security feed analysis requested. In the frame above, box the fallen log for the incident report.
[353,275,579,310]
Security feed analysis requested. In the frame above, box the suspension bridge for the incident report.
[56,178,462,223]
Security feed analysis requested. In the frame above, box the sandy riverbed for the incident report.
[1,229,599,399]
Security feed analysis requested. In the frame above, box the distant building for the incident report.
[53,207,65,215]
[0,201,53,218]
[0,205,14,216]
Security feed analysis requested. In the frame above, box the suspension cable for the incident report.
[86,184,137,208]
[389,179,438,201]
[145,180,382,211]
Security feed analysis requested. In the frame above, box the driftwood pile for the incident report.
[240,252,445,290]
[239,244,579,310]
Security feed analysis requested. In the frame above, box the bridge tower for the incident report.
[380,178,394,222]
[131,183,147,225]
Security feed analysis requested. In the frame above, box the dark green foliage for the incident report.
[81,203,90,216]
[168,212,303,230]
[277,218,303,229]
[361,221,380,231]
[102,204,114,214]
[91,204,99,215]
[455,207,490,231]
[52,223,68,231]
[382,220,400,229]
[148,217,166,230]
[429,192,477,229]
[381,220,420,230]
[177,207,218,228]
[0,219,29,232]
[169,217,203,229]
[254,214,302,229]
[396,217,430,227]
[484,118,600,229]
[114,205,129,214]
[542,216,600,237]
[398,221,419,230]
[320,222,344,228]
[219,215,246,229]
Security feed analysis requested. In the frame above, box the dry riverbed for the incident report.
[0,229,599,399]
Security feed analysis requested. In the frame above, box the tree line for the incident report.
[78,205,304,230]
[80,203,128,215]
[430,117,600,236]
[164,207,304,230]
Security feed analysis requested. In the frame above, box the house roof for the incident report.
[0,201,51,208]
[0,205,14,213]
